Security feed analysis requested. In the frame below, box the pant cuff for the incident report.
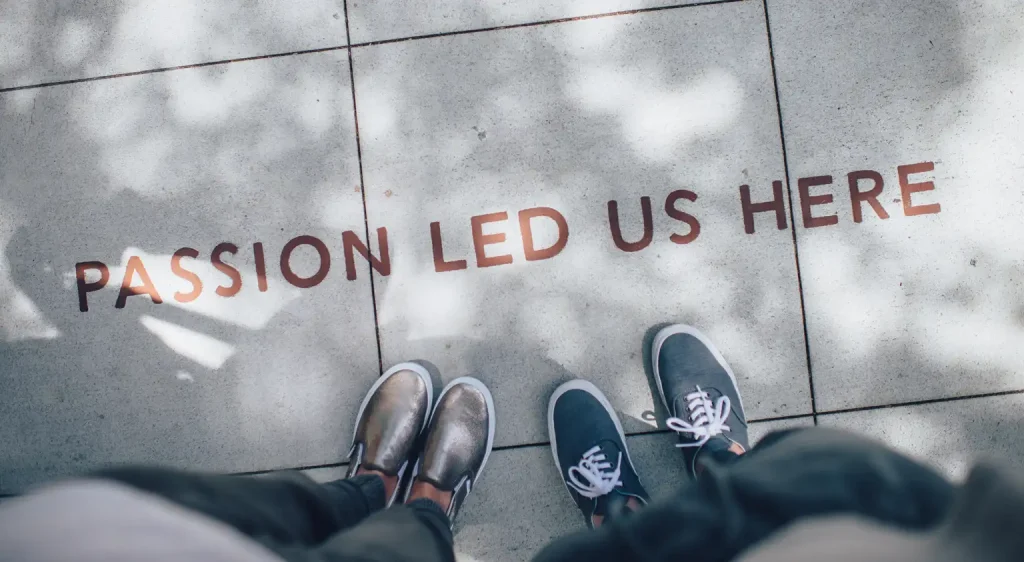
[325,473,387,516]
[407,498,454,547]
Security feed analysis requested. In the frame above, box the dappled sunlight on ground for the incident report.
[1,0,1023,559]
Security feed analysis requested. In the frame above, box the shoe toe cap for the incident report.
[420,383,491,489]
[355,370,431,472]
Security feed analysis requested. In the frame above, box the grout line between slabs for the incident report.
[236,462,349,477]
[0,45,349,93]
[233,411,820,477]
[0,0,747,93]
[5,388,1024,495]
[816,387,1024,418]
[491,412,819,454]
[761,0,818,425]
[348,0,748,48]
[384,385,1024,456]
[344,0,384,376]
[230,411,819,477]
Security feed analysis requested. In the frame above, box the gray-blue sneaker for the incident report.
[549,380,649,528]
[652,324,749,478]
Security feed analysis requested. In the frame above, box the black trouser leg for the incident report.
[534,427,955,562]
[94,467,454,562]
[287,499,454,562]
[93,466,383,546]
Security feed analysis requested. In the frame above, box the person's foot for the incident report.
[346,362,434,506]
[652,324,749,478]
[405,377,495,527]
[549,380,649,529]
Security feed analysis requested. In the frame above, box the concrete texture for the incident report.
[0,52,379,493]
[254,464,348,484]
[455,417,812,562]
[297,464,349,484]
[1,0,1023,559]
[768,0,1024,410]
[820,394,1024,481]
[355,0,811,448]
[0,1,348,89]
[347,0,708,45]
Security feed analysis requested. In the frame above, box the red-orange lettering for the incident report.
[211,243,243,297]
[75,261,109,312]
[342,228,390,281]
[848,170,890,223]
[253,242,268,292]
[665,190,700,244]
[115,256,163,309]
[280,235,330,289]
[740,182,788,234]
[608,197,654,252]
[798,175,839,228]
[898,162,941,217]
[171,247,203,303]
[519,207,569,261]
[471,212,513,268]
[431,222,467,273]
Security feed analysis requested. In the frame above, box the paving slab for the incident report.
[768,0,1024,410]
[251,464,347,484]
[297,464,349,483]
[0,53,378,493]
[353,0,811,449]
[820,394,1024,480]
[348,0,720,45]
[455,417,812,562]
[0,0,347,90]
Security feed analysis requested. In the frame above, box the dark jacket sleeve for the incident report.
[535,428,955,562]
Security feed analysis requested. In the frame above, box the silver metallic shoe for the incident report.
[346,362,434,506]
[406,377,495,527]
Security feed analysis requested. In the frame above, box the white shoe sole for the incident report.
[351,361,435,444]
[407,376,497,495]
[651,324,746,415]
[547,379,639,504]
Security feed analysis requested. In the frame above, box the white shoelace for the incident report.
[666,386,732,448]
[567,445,623,498]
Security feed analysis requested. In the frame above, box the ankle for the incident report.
[591,497,644,528]
[694,439,745,476]
[407,479,452,512]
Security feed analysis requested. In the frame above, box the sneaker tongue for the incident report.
[581,438,623,473]
[585,439,633,520]
[594,437,623,457]
[672,386,723,418]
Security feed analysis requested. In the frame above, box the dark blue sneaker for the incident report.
[652,324,749,478]
[548,380,649,528]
